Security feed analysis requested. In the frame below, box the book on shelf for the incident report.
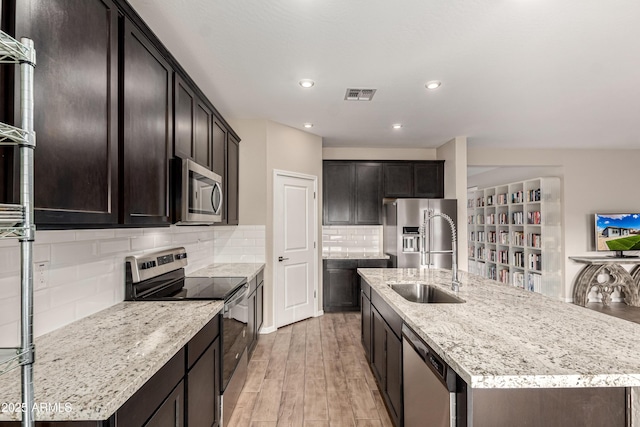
[487,230,496,243]
[498,268,509,283]
[527,211,541,224]
[512,271,525,289]
[486,213,495,225]
[499,230,509,244]
[526,188,541,202]
[512,211,524,225]
[512,230,524,246]
[498,249,509,264]
[513,251,524,268]
[497,193,508,205]
[527,233,541,248]
[511,190,524,204]
[527,273,542,292]
[528,252,542,270]
[498,213,509,224]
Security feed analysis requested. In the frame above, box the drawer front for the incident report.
[325,259,358,269]
[187,315,220,369]
[371,289,403,339]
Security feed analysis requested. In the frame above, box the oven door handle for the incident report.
[224,283,248,311]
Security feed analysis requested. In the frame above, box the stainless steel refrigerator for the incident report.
[384,199,457,268]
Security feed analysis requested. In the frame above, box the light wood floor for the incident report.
[227,312,393,427]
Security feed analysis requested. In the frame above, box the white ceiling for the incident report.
[129,0,640,149]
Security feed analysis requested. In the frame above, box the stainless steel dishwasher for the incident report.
[402,324,458,427]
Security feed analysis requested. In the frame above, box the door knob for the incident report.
[278,256,289,262]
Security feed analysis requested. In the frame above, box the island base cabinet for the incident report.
[370,305,402,427]
[467,387,627,427]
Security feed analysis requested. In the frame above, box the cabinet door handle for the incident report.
[278,256,289,262]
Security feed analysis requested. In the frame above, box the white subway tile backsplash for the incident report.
[75,230,116,241]
[0,224,264,344]
[34,301,76,338]
[0,247,20,273]
[51,241,98,265]
[0,296,19,325]
[99,238,131,255]
[0,321,19,347]
[321,225,383,256]
[131,235,156,251]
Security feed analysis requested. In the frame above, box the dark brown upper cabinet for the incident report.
[174,74,195,161]
[11,0,119,227]
[212,120,226,178]
[323,161,383,225]
[194,101,213,170]
[383,161,444,198]
[174,73,213,171]
[226,134,240,225]
[121,18,172,226]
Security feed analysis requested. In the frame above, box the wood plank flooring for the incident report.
[227,313,393,427]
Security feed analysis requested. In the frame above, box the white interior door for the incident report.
[274,171,317,328]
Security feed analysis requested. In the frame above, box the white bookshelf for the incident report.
[467,177,563,299]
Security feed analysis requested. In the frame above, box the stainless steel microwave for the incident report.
[174,158,223,224]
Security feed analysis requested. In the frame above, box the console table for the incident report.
[569,256,640,307]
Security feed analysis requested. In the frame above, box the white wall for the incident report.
[437,137,469,270]
[467,148,640,300]
[228,119,323,331]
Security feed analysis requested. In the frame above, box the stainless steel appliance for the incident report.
[384,199,457,268]
[173,158,223,224]
[402,324,457,427]
[125,247,248,427]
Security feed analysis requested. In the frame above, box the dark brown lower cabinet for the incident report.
[187,338,220,427]
[365,286,402,427]
[361,288,372,362]
[323,259,389,312]
[248,270,264,357]
[115,348,186,427]
[144,381,184,427]
[323,260,359,312]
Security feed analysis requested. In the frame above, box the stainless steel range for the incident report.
[125,247,249,427]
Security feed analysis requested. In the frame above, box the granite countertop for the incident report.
[323,253,389,260]
[358,268,640,390]
[0,300,223,421]
[189,262,265,281]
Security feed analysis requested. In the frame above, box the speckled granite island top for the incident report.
[189,262,264,281]
[358,268,640,390]
[0,300,223,421]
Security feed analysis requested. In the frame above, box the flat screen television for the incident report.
[594,213,640,257]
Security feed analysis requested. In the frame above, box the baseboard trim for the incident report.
[314,310,324,317]
[259,325,277,334]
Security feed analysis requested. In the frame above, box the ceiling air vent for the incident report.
[344,88,377,101]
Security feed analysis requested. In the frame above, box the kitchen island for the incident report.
[358,267,640,426]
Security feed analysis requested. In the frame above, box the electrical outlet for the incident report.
[33,261,49,290]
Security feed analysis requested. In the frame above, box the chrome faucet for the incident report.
[420,210,461,292]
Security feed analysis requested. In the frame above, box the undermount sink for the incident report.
[389,283,465,304]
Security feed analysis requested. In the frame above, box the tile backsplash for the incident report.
[0,224,265,346]
[322,225,383,256]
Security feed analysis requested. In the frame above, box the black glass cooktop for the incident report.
[181,276,247,300]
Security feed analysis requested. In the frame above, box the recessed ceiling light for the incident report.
[425,80,441,90]
[392,124,402,129]
[303,123,313,128]
[299,79,315,88]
